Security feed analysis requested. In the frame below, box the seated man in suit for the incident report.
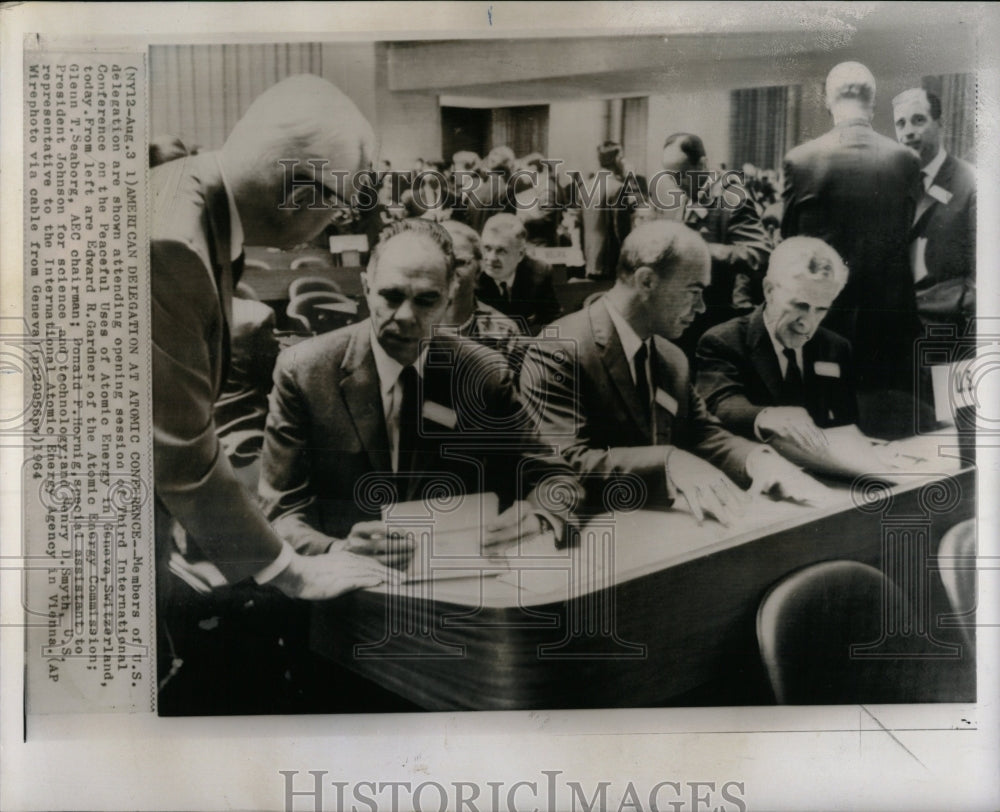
[476,213,562,334]
[440,219,527,360]
[520,221,827,525]
[260,219,581,559]
[695,237,858,450]
[892,87,976,336]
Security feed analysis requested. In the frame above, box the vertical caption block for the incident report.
[21,50,154,713]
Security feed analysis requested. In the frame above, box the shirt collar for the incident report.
[485,264,518,289]
[369,323,427,397]
[762,307,803,367]
[922,148,948,186]
[603,296,645,363]
[217,155,244,262]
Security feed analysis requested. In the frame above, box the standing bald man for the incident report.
[152,75,393,713]
[782,62,923,437]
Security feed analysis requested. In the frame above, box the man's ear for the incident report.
[634,266,657,296]
[515,242,526,263]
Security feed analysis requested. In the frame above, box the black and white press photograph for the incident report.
[2,3,998,811]
[147,13,981,716]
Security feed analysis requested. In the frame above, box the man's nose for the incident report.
[394,298,416,323]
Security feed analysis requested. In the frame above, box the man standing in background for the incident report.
[782,61,923,437]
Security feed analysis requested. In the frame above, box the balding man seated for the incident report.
[521,221,828,524]
[695,237,859,450]
[476,213,562,334]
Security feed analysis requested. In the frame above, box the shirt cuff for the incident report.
[253,540,295,584]
[753,408,769,442]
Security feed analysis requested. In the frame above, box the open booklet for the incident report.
[768,424,961,483]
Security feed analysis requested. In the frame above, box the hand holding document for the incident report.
[767,423,958,483]
[756,406,829,454]
[383,492,537,582]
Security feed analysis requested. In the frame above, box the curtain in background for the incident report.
[490,105,549,157]
[150,44,324,152]
[620,97,649,172]
[923,73,977,163]
[729,85,801,171]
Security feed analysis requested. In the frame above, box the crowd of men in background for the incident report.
[149,60,977,714]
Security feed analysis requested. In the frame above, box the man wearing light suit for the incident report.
[781,62,923,436]
[152,75,395,713]
[893,87,977,336]
[696,237,859,449]
[260,219,581,558]
[520,221,827,526]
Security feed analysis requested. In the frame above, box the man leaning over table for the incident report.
[695,236,859,452]
[151,75,403,713]
[259,219,582,561]
[520,221,828,526]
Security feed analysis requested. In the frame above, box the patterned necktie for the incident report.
[499,280,510,303]
[782,347,804,406]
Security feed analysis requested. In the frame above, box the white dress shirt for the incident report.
[369,325,428,473]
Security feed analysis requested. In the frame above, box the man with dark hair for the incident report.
[893,87,976,335]
[476,213,562,333]
[260,218,581,559]
[660,131,771,356]
[781,61,923,436]
[521,221,828,521]
[696,236,859,449]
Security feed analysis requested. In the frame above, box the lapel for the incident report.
[747,307,785,402]
[340,323,393,475]
[913,153,954,230]
[650,336,685,444]
[590,301,651,441]
[477,273,502,303]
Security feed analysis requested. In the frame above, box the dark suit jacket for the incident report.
[912,153,976,331]
[686,177,771,313]
[476,255,562,334]
[260,322,581,554]
[695,307,859,439]
[519,299,758,510]
[782,120,922,385]
[152,153,285,583]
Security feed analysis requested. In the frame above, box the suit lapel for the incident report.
[650,337,684,445]
[341,325,393,475]
[747,308,785,402]
[913,154,954,231]
[590,301,651,441]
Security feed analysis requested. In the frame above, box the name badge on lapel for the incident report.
[928,184,953,205]
[813,361,841,378]
[654,388,678,415]
[423,400,457,429]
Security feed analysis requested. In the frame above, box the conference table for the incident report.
[311,433,976,710]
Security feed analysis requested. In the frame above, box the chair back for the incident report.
[756,560,948,704]
[288,275,342,299]
[286,291,359,334]
[937,518,977,648]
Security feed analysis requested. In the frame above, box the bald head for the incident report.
[825,61,876,121]
[221,74,376,248]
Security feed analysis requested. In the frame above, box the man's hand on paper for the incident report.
[332,519,417,569]
[269,549,400,600]
[747,447,833,505]
[755,406,828,453]
[483,501,545,552]
[666,449,751,528]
